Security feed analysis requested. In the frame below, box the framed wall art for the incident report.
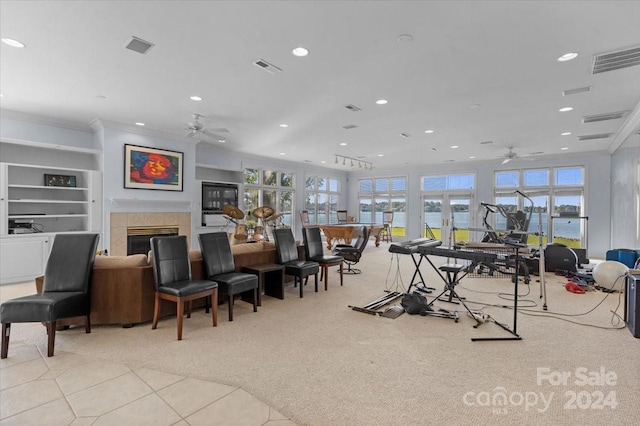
[124,144,184,191]
[44,174,76,187]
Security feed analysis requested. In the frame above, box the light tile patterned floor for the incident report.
[0,343,296,425]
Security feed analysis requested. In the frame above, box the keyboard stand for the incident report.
[405,253,435,294]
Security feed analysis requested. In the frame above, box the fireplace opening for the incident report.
[127,226,179,255]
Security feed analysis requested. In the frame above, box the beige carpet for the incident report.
[2,243,639,425]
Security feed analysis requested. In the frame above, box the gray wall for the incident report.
[1,111,636,258]
[611,140,640,250]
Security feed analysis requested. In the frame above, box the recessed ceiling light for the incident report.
[340,142,347,146]
[425,130,434,134]
[218,139,226,143]
[190,96,202,101]
[279,123,288,128]
[561,147,569,150]
[557,52,578,62]
[450,145,459,149]
[1,38,26,48]
[469,156,475,159]
[320,160,326,164]
[292,47,309,57]
[376,99,388,105]
[279,152,285,155]
[561,132,572,136]
[135,122,145,126]
[559,107,573,112]
[397,34,413,43]
[377,154,384,157]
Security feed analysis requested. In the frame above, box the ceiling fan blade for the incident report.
[502,158,512,164]
[210,127,229,133]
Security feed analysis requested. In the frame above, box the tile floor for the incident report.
[0,342,297,425]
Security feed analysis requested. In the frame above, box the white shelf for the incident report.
[9,214,89,218]
[8,184,88,191]
[9,200,88,204]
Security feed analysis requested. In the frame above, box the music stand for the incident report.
[472,242,523,341]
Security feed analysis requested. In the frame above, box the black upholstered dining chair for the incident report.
[198,232,258,321]
[302,226,344,289]
[332,226,370,274]
[150,235,218,340]
[272,228,319,298]
[1,233,100,358]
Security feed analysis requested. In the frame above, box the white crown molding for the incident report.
[609,100,640,154]
[0,108,93,132]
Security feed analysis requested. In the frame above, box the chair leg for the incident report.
[85,315,91,334]
[211,289,218,327]
[252,288,258,312]
[339,262,344,286]
[46,322,56,357]
[1,323,10,359]
[186,301,192,318]
[152,293,161,330]
[314,273,319,292]
[299,277,304,298]
[324,265,328,290]
[228,296,234,322]
[176,298,184,341]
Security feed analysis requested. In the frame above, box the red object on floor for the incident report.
[565,282,585,294]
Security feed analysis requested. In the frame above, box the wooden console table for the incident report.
[241,263,285,304]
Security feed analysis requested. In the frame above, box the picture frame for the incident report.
[44,174,76,187]
[124,144,184,191]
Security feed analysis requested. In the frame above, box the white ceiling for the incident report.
[1,1,639,170]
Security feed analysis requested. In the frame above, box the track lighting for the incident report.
[333,154,373,170]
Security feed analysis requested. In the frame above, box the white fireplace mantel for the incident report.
[110,198,193,209]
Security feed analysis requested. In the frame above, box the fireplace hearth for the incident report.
[127,226,179,255]
[110,212,192,256]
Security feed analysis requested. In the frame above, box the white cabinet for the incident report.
[0,235,51,284]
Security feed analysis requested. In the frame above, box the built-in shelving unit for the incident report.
[0,138,103,284]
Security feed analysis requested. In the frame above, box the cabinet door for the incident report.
[89,170,103,232]
[0,236,50,284]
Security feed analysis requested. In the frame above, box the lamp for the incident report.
[334,154,373,170]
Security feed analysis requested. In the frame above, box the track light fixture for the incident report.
[334,154,373,170]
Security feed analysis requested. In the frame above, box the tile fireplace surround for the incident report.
[110,212,192,256]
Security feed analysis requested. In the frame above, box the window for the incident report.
[423,173,474,191]
[304,175,340,225]
[492,166,585,247]
[421,173,475,241]
[244,168,295,227]
[359,176,407,237]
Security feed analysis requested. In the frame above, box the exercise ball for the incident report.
[592,261,629,291]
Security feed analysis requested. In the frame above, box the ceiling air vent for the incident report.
[344,104,362,112]
[479,140,493,145]
[400,133,411,138]
[562,86,592,96]
[582,111,629,124]
[253,59,282,74]
[342,124,359,130]
[578,133,613,141]
[125,36,154,54]
[591,45,640,74]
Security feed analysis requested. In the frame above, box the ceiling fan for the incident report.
[184,113,228,139]
[500,146,536,164]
